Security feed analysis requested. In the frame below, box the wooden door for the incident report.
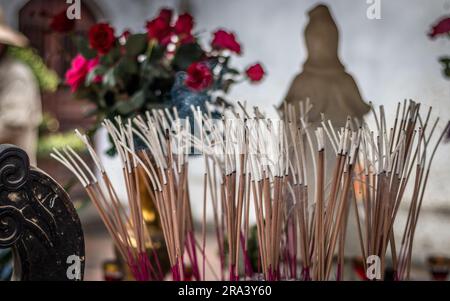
[18,0,100,198]
[19,0,97,131]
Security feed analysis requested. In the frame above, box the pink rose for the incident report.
[65,54,99,92]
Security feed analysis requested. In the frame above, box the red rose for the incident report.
[65,55,99,92]
[89,23,115,54]
[50,10,75,33]
[429,17,450,38]
[174,13,194,41]
[246,63,265,82]
[146,8,173,45]
[211,29,241,54]
[146,18,172,45]
[158,8,173,23]
[185,62,213,91]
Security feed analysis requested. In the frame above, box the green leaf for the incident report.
[86,65,107,85]
[221,79,235,93]
[99,47,120,66]
[438,56,450,79]
[439,56,450,65]
[148,44,165,63]
[73,36,97,59]
[116,57,138,75]
[125,33,148,57]
[105,135,118,157]
[114,90,145,115]
[224,67,240,75]
[103,68,117,88]
[115,101,133,115]
[130,90,146,108]
[172,42,205,70]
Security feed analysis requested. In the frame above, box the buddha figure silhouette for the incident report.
[283,4,369,126]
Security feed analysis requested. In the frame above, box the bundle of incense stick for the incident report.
[193,103,316,280]
[189,106,253,280]
[190,103,291,281]
[353,101,450,280]
[247,117,289,280]
[52,111,201,281]
[51,124,162,281]
[282,102,361,280]
[130,109,200,280]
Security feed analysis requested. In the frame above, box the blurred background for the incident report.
[0,0,448,280]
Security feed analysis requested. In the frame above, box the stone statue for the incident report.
[283,4,369,126]
[282,4,369,271]
[0,7,41,165]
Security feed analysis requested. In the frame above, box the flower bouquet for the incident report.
[64,8,265,147]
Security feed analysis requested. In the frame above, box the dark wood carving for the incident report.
[0,144,84,280]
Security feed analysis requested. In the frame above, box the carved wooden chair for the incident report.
[0,144,84,280]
